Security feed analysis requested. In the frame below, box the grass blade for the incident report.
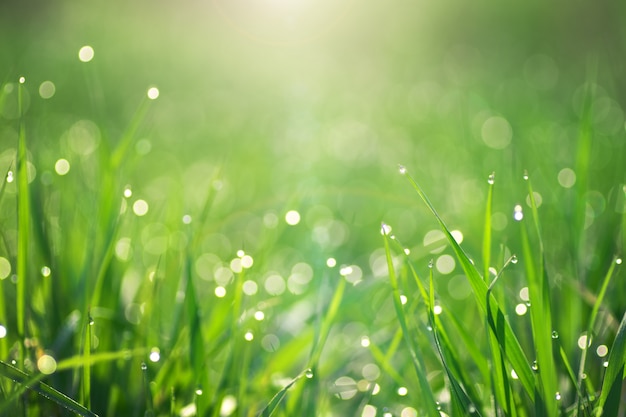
[519,177,558,416]
[428,269,483,416]
[383,228,441,415]
[258,369,311,417]
[398,167,535,400]
[595,310,626,415]
[16,77,29,369]
[0,360,99,417]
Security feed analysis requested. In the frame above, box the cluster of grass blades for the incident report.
[382,165,625,416]
[0,73,345,416]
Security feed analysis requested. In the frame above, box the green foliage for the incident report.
[1,1,625,416]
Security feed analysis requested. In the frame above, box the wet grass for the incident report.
[1,4,626,415]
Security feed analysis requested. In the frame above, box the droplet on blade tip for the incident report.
[398,165,407,175]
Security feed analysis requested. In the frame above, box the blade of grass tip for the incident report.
[428,268,483,416]
[595,310,626,416]
[110,90,154,170]
[258,369,311,417]
[16,76,29,371]
[382,227,440,415]
[483,172,495,281]
[399,167,535,399]
[577,257,620,407]
[0,360,99,417]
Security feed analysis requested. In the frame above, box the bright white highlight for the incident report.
[78,46,94,62]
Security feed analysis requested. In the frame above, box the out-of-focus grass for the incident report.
[0,0,625,416]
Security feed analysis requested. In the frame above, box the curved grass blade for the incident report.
[595,310,626,416]
[577,257,620,411]
[383,228,441,415]
[0,360,99,417]
[428,269,483,416]
[258,368,311,417]
[399,167,535,399]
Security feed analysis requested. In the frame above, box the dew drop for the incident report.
[19,76,25,84]
[6,171,14,183]
[141,362,147,371]
[603,361,609,368]
[398,164,407,175]
[513,204,524,221]
[426,325,433,332]
[380,223,392,236]
[487,172,495,185]
[305,369,314,379]
[195,386,203,395]
[523,170,529,180]
[531,361,538,372]
[436,402,442,411]
[403,248,410,255]
[551,331,559,339]
[428,259,434,269]
[555,392,561,401]
[511,255,518,264]
[88,316,95,326]
[616,258,623,265]
[468,404,476,414]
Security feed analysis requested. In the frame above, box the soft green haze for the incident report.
[0,0,625,416]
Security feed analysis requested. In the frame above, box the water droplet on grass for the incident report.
[6,171,13,183]
[141,362,147,371]
[398,165,407,175]
[513,205,524,221]
[487,172,495,185]
[551,331,559,339]
[531,361,538,372]
[603,361,609,368]
[19,76,25,84]
[555,392,561,400]
[616,258,623,265]
[523,170,529,180]
[511,255,518,264]
[305,369,314,379]
[428,259,434,269]
[380,223,392,236]
[195,386,203,395]
[468,404,476,414]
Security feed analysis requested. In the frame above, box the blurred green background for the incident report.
[1,0,626,415]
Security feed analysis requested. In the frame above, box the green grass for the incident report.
[1,2,626,416]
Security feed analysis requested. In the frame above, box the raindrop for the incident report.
[603,361,609,368]
[195,386,203,395]
[555,392,561,401]
[487,172,495,185]
[531,361,538,372]
[6,171,14,183]
[523,170,529,180]
[426,325,433,332]
[141,362,147,371]
[305,369,314,379]
[398,165,407,175]
[88,316,95,326]
[551,331,559,339]
[616,258,623,265]
[511,255,518,264]
[428,259,434,269]
[403,248,410,255]
[468,404,476,414]
[436,402,442,411]
[380,223,392,236]
[513,205,524,221]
